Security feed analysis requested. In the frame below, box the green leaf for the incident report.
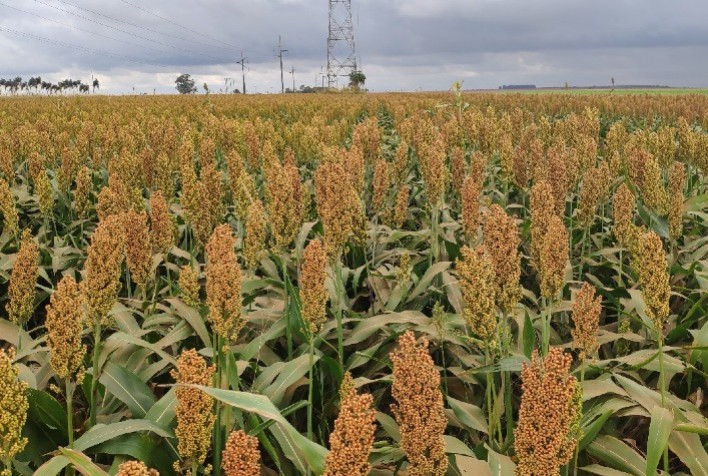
[144,388,176,427]
[34,455,71,476]
[26,388,68,438]
[587,435,646,476]
[581,465,636,476]
[448,396,488,434]
[668,429,708,476]
[486,445,515,476]
[166,297,211,348]
[58,448,110,476]
[262,353,320,406]
[73,420,173,452]
[444,435,475,456]
[99,362,156,418]
[195,385,328,474]
[522,310,535,359]
[645,406,673,476]
[344,311,428,346]
[408,261,451,300]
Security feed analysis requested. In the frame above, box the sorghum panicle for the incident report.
[46,275,85,381]
[123,210,152,289]
[539,215,569,300]
[571,282,602,361]
[179,265,201,307]
[667,161,686,241]
[514,348,582,476]
[371,157,391,215]
[205,224,243,341]
[0,348,29,470]
[7,229,40,327]
[637,231,671,337]
[530,180,556,266]
[0,177,18,238]
[483,204,522,315]
[323,373,377,476]
[613,183,639,252]
[300,238,328,334]
[74,166,92,218]
[222,430,261,476]
[457,246,497,342]
[149,191,175,254]
[171,349,216,469]
[243,199,267,270]
[390,331,448,476]
[116,460,159,476]
[460,174,482,241]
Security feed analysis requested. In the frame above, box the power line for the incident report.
[0,25,172,69]
[119,0,238,50]
[50,0,233,53]
[0,1,187,60]
[29,0,230,63]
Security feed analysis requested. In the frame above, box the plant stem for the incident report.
[66,378,75,476]
[485,346,496,449]
[541,298,550,357]
[307,333,315,443]
[89,323,101,427]
[335,259,345,371]
[573,364,586,476]
[282,257,292,361]
[658,337,669,473]
[213,334,223,476]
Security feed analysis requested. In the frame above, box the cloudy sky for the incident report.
[0,0,706,94]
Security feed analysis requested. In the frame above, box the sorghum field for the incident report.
[0,90,706,476]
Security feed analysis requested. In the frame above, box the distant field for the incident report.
[502,88,708,95]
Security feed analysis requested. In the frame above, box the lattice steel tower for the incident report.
[327,0,357,88]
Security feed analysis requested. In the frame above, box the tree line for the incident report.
[0,76,100,95]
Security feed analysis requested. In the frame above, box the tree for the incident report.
[349,71,366,91]
[175,74,197,94]
[93,78,100,93]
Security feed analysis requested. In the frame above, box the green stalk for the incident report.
[501,314,514,445]
[658,337,669,472]
[573,364,586,476]
[541,298,550,357]
[484,346,496,449]
[89,323,101,427]
[213,334,223,476]
[282,257,292,360]
[66,378,75,476]
[430,205,440,265]
[334,259,344,370]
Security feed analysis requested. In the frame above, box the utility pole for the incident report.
[236,52,248,93]
[276,36,288,94]
[290,66,295,93]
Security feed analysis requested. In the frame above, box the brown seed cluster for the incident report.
[116,460,159,476]
[391,184,410,229]
[667,161,686,241]
[205,224,243,341]
[483,204,522,315]
[222,430,261,476]
[300,238,328,334]
[571,282,602,361]
[390,331,448,476]
[539,215,569,300]
[514,348,582,476]
[83,214,125,326]
[74,166,92,218]
[637,231,671,337]
[35,170,54,219]
[123,210,152,289]
[371,157,391,215]
[243,199,267,269]
[449,146,466,194]
[172,349,216,467]
[419,134,447,207]
[530,181,556,266]
[149,191,175,254]
[262,142,304,249]
[576,162,610,230]
[179,265,201,307]
[45,275,85,381]
[0,177,18,238]
[460,174,482,241]
[7,229,40,327]
[457,246,497,342]
[0,348,29,467]
[613,183,639,252]
[314,152,366,256]
[323,373,377,476]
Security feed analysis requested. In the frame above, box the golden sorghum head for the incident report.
[460,174,482,241]
[604,122,627,159]
[667,161,686,241]
[392,140,410,185]
[571,282,602,361]
[498,133,514,180]
[371,157,391,215]
[300,238,328,334]
[640,153,668,216]
[179,265,201,307]
[231,170,257,222]
[123,210,152,289]
[483,204,522,315]
[116,460,159,476]
[0,177,19,239]
[206,224,243,341]
[514,348,582,476]
[418,134,447,207]
[314,155,366,256]
[397,250,411,283]
[243,199,267,270]
[637,231,671,338]
[222,430,261,476]
[0,348,29,467]
[96,174,130,222]
[576,162,610,230]
[612,183,642,254]
[530,180,556,266]
[46,275,85,381]
[390,184,410,229]
[262,143,301,249]
[449,146,466,194]
[539,215,569,300]
[390,331,448,476]
[74,166,92,218]
[7,229,40,327]
[457,246,497,342]
[171,349,216,468]
[83,214,125,326]
[35,171,54,219]
[323,373,377,476]
[149,191,175,254]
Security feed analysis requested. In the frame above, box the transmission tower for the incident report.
[327,0,357,88]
